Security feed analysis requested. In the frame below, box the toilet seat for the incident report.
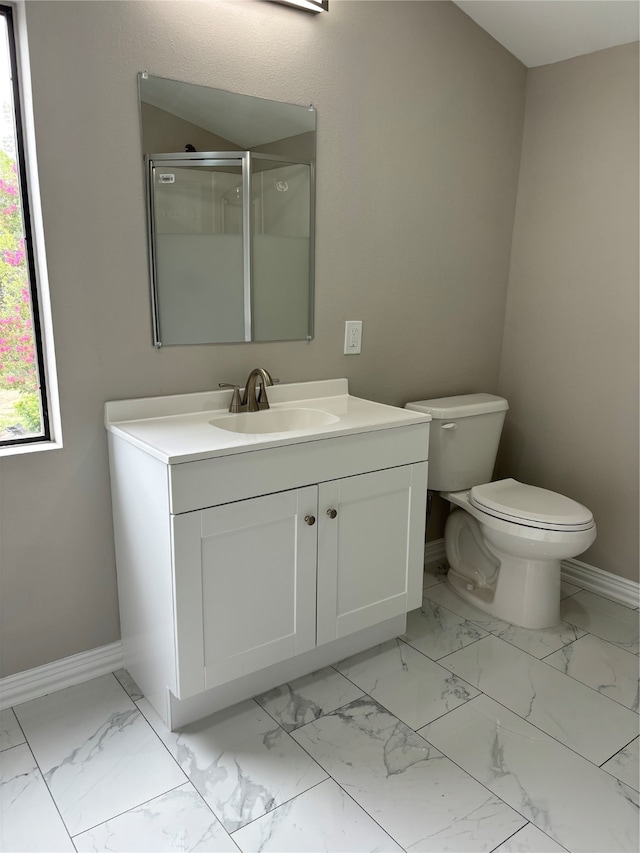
[470,478,595,532]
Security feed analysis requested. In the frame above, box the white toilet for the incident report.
[405,394,596,629]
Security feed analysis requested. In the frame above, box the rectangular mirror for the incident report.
[138,73,316,346]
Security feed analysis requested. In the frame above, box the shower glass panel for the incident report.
[149,158,246,345]
[252,158,311,342]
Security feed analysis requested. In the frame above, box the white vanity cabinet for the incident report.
[106,380,430,729]
[173,464,426,698]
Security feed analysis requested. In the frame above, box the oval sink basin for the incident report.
[210,408,340,435]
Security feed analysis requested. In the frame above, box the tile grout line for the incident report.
[422,590,640,709]
[413,691,625,850]
[244,691,411,850]
[597,733,640,772]
[10,734,75,850]
[538,636,640,715]
[68,781,192,842]
[268,674,528,852]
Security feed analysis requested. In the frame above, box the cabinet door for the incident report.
[172,487,318,697]
[316,463,427,645]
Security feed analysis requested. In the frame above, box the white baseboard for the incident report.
[426,537,639,609]
[561,557,639,608]
[2,550,637,712]
[0,641,124,711]
[424,539,446,564]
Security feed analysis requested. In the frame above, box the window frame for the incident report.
[0,2,60,455]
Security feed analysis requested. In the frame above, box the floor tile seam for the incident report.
[394,636,484,697]
[414,694,629,851]
[430,690,630,774]
[439,629,638,720]
[598,733,640,773]
[561,601,640,631]
[326,657,481,734]
[133,697,197,788]
[538,643,640,716]
[310,775,407,852]
[557,616,640,654]
[562,588,640,622]
[420,590,495,635]
[400,625,489,663]
[419,593,506,643]
[573,587,640,611]
[7,737,76,849]
[1,706,28,753]
[112,669,144,703]
[287,697,524,853]
[334,645,487,734]
[535,641,640,715]
[486,822,572,853]
[134,695,317,843]
[537,632,585,664]
[271,688,571,853]
[0,738,27,756]
[226,776,329,837]
[599,764,640,795]
[228,775,407,851]
[409,701,533,846]
[470,617,595,661]
[252,692,303,734]
[422,584,624,649]
[254,676,370,735]
[428,581,639,633]
[66,780,198,841]
[39,710,198,845]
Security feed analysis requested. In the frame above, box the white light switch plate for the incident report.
[344,320,363,354]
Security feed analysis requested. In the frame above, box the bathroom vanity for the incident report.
[105,379,430,729]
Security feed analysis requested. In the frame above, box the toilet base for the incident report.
[447,557,561,629]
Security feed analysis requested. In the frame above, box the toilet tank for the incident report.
[405,394,509,491]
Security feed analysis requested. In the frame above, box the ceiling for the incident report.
[452,0,640,68]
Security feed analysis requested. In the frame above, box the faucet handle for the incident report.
[219,383,242,413]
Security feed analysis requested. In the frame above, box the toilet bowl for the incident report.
[405,394,597,630]
[443,480,596,628]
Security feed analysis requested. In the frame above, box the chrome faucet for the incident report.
[242,367,274,412]
[219,368,275,413]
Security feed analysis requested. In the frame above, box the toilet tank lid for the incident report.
[405,393,508,419]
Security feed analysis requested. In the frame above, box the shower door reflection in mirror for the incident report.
[148,152,312,344]
[252,158,311,342]
[150,157,246,344]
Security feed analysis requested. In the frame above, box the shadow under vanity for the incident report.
[105,378,430,729]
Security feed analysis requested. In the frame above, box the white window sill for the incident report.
[0,438,63,458]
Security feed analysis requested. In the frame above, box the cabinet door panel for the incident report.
[317,464,427,644]
[173,487,317,696]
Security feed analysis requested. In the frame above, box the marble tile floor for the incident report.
[1,565,638,853]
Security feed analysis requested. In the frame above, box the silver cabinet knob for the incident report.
[326,508,337,519]
[304,515,316,526]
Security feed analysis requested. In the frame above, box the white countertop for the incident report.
[105,379,431,464]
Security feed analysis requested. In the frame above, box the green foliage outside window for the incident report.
[0,147,41,437]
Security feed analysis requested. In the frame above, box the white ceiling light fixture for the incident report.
[270,0,328,13]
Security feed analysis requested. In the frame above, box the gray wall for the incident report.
[4,0,631,678]
[498,43,639,583]
[0,0,525,676]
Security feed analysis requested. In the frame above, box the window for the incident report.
[0,4,57,449]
